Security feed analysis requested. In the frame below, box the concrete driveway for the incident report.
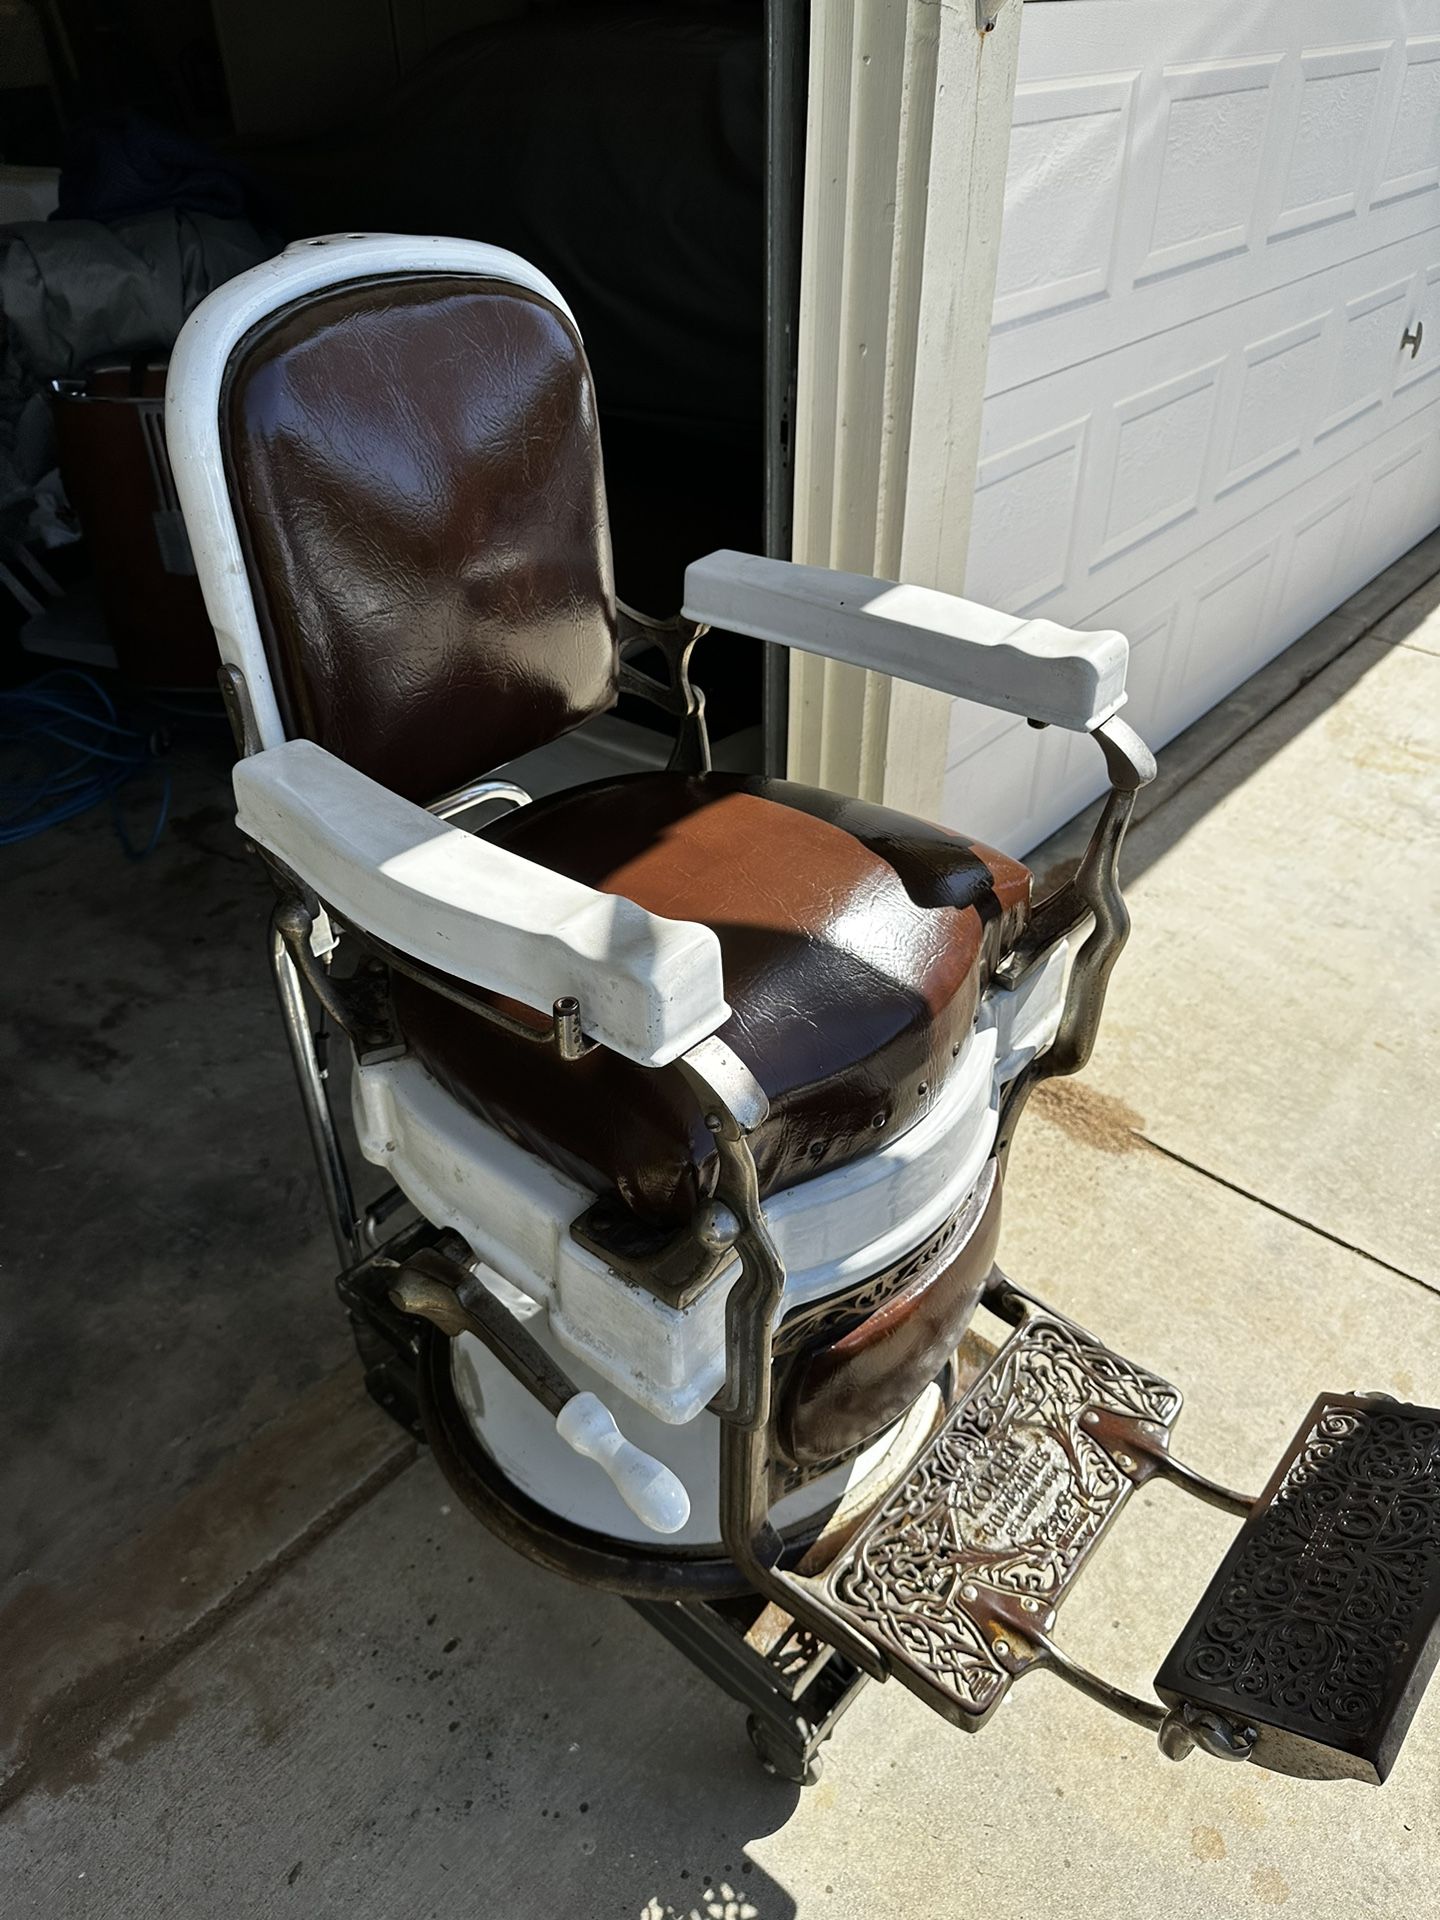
[4,539,1438,1919]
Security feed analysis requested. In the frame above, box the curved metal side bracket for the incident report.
[675,1037,777,1435]
[998,715,1155,1155]
[269,909,360,1265]
[618,600,713,775]
[1158,1701,1259,1764]
[219,662,263,757]
[676,1038,787,1590]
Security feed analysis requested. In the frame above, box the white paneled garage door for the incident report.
[945,0,1440,851]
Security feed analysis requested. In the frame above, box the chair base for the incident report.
[339,1216,953,1599]
[629,1594,868,1786]
[350,1219,1440,1789]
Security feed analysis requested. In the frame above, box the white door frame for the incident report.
[787,1,1023,818]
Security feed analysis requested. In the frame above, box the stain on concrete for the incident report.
[106,1686,198,1770]
[1323,704,1440,780]
[1252,1865,1291,1905]
[1031,1078,1145,1154]
[8,1009,128,1079]
[1190,1825,1227,1862]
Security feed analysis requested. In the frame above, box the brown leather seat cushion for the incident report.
[390,772,1029,1227]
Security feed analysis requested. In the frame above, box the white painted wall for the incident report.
[944,0,1440,852]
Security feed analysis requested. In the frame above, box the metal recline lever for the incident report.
[390,1246,691,1535]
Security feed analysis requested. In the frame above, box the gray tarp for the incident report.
[0,210,272,518]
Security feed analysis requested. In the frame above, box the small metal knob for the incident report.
[694,1201,742,1252]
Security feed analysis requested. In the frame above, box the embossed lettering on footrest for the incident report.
[1156,1393,1440,1784]
[808,1314,1182,1727]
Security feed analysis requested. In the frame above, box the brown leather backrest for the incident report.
[221,273,618,803]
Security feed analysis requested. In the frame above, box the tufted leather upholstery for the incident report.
[390,772,1030,1227]
[222,273,618,805]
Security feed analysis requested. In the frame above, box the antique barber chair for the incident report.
[167,235,1440,1789]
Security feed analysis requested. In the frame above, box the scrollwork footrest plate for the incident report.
[1156,1392,1440,1784]
[809,1313,1182,1728]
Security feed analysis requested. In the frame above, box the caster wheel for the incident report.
[745,1714,823,1786]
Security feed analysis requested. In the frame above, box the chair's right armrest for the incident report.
[683,550,1128,732]
[233,739,729,1068]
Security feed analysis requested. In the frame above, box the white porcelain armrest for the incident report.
[233,739,729,1068]
[682,550,1128,732]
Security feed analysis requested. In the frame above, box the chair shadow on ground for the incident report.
[340,1458,814,1920]
[5,1441,811,1920]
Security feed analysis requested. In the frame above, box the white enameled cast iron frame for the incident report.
[166,234,1154,1551]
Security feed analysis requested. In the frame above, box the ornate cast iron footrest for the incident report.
[802,1312,1183,1728]
[1156,1392,1440,1784]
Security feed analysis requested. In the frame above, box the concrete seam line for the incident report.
[0,1442,417,1813]
[1137,1134,1436,1297]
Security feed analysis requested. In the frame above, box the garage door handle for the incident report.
[1403,321,1424,359]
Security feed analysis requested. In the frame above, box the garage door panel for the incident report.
[967,415,1088,611]
[1319,277,1414,436]
[1357,438,1435,561]
[947,391,1440,850]
[992,73,1137,329]
[985,5,1440,398]
[1216,313,1327,495]
[970,228,1437,629]
[1135,56,1283,284]
[1269,42,1390,242]
[1374,33,1440,203]
[949,0,1439,853]
[1092,359,1223,564]
[1174,541,1279,715]
[1281,488,1361,634]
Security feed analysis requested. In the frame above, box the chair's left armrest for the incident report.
[682,550,1128,732]
[233,739,729,1068]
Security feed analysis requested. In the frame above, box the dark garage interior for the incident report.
[2,0,777,1802]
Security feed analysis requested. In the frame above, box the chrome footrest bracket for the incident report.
[1156,1392,1440,1784]
[799,1309,1183,1728]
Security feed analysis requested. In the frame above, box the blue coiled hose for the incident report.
[0,669,172,855]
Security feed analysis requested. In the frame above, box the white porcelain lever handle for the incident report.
[554,1393,691,1535]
